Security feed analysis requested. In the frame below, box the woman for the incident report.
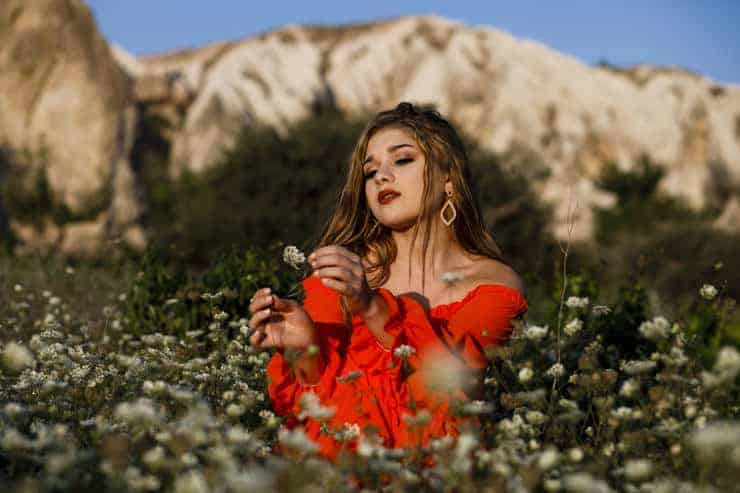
[247,102,528,461]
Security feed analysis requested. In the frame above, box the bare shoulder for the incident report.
[474,258,525,294]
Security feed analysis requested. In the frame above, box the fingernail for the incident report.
[263,308,270,314]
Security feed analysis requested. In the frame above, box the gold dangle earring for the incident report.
[440,190,457,226]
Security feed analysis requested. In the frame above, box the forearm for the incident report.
[358,292,394,349]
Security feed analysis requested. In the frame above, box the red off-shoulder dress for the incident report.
[266,275,528,461]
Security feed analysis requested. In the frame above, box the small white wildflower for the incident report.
[620,360,657,375]
[566,296,589,309]
[619,378,640,398]
[393,344,416,358]
[339,422,361,441]
[568,447,584,462]
[440,271,465,284]
[2,343,35,372]
[518,367,534,383]
[403,409,432,428]
[546,362,566,378]
[524,324,548,342]
[638,316,671,340]
[591,305,611,316]
[283,245,306,270]
[699,284,718,300]
[298,392,336,421]
[714,346,740,379]
[526,410,548,425]
[213,311,229,322]
[538,447,560,470]
[462,400,493,415]
[173,470,208,493]
[624,459,652,481]
[165,298,179,305]
[278,427,318,454]
[14,284,23,292]
[564,318,583,336]
[226,404,245,417]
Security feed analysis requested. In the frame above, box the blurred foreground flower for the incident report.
[699,283,718,300]
[2,342,35,372]
[283,245,306,270]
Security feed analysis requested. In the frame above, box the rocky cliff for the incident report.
[118,15,740,241]
[0,0,143,254]
[2,6,738,252]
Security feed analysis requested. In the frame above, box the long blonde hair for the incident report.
[309,102,511,328]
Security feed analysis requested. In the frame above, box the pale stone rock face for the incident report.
[0,0,144,254]
[127,15,740,241]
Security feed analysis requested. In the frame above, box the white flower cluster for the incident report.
[638,316,671,340]
[393,344,416,358]
[699,284,718,300]
[524,324,548,342]
[564,318,583,336]
[298,392,336,421]
[701,346,740,388]
[566,296,590,309]
[282,245,306,270]
[1,342,35,372]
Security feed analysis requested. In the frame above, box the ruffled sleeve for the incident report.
[265,277,347,418]
[442,285,528,369]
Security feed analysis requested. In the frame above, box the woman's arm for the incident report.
[357,292,395,349]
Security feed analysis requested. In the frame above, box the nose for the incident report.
[373,161,395,185]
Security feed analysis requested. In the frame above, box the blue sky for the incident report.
[88,1,740,84]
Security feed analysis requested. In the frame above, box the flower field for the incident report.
[1,250,738,492]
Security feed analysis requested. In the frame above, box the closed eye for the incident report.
[363,158,414,179]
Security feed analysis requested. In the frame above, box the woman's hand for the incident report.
[247,288,317,349]
[308,245,374,316]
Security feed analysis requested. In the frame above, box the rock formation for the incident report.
[0,0,144,254]
[120,15,740,242]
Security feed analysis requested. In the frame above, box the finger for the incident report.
[249,288,272,310]
[248,306,273,330]
[311,253,356,272]
[271,296,295,312]
[258,326,282,349]
[317,277,349,295]
[249,327,265,346]
[313,266,353,284]
[249,293,274,314]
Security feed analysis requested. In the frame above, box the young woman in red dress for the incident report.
[247,102,528,461]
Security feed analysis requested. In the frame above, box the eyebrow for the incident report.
[363,144,415,166]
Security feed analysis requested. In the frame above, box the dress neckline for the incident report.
[383,283,526,314]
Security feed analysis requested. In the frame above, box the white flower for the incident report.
[114,398,161,426]
[568,447,584,462]
[566,296,589,309]
[620,360,657,375]
[563,473,614,493]
[403,409,432,428]
[440,271,465,284]
[546,362,566,378]
[624,459,653,481]
[173,470,209,493]
[526,410,548,425]
[282,245,306,270]
[619,378,640,398]
[714,346,740,378]
[213,311,229,322]
[591,305,611,316]
[524,324,548,341]
[298,392,336,421]
[638,316,671,340]
[278,427,318,454]
[226,404,245,417]
[538,447,560,470]
[564,318,583,336]
[14,284,23,292]
[700,284,718,300]
[462,400,493,415]
[339,422,361,441]
[393,344,416,358]
[518,367,534,383]
[690,421,740,463]
[2,343,35,372]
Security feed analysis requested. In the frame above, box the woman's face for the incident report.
[363,127,429,230]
